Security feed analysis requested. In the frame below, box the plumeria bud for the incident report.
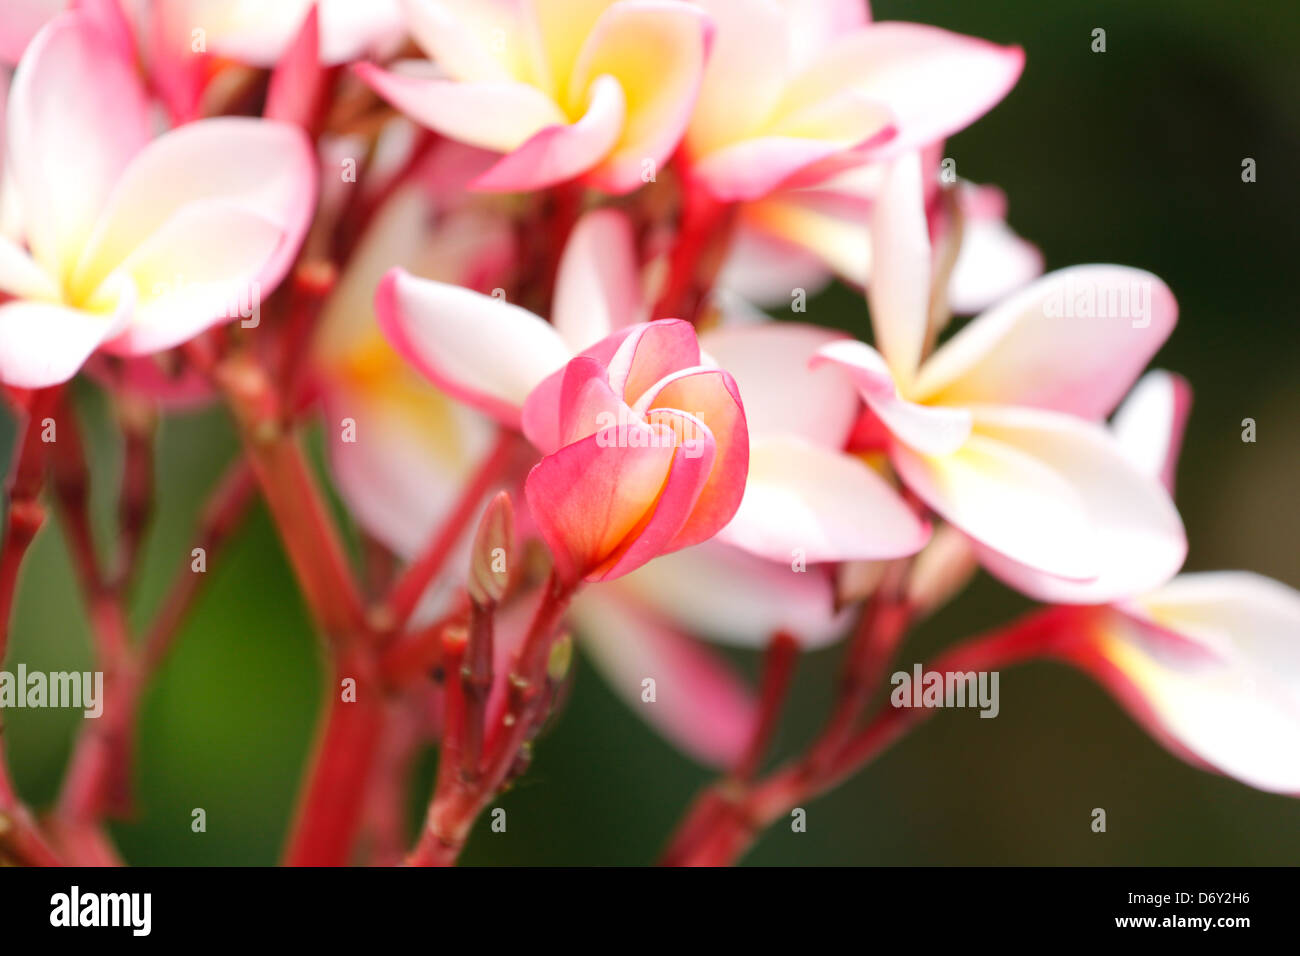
[467,490,514,606]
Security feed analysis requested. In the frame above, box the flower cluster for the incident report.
[0,0,1293,868]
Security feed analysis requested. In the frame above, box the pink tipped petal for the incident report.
[611,539,847,649]
[375,268,572,428]
[809,23,1023,159]
[914,265,1179,419]
[891,429,1099,583]
[700,321,858,447]
[571,589,757,767]
[569,1,713,195]
[966,405,1187,604]
[718,434,929,564]
[524,429,677,584]
[866,151,931,386]
[607,319,701,405]
[8,13,151,280]
[353,60,566,153]
[638,368,749,549]
[70,118,317,305]
[1078,573,1300,795]
[264,3,326,129]
[0,282,131,387]
[552,209,644,352]
[471,75,625,193]
[1110,370,1193,495]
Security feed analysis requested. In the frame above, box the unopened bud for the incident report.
[468,491,514,606]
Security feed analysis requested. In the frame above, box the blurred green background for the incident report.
[4,0,1298,865]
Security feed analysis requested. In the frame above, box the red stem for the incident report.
[650,183,735,324]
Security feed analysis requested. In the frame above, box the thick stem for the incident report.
[650,184,736,324]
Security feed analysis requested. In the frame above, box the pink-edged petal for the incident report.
[914,265,1179,420]
[520,326,641,453]
[607,318,701,405]
[891,429,1098,583]
[471,74,625,193]
[571,588,757,767]
[567,0,713,195]
[811,339,971,455]
[803,22,1023,160]
[552,209,644,352]
[353,60,566,153]
[689,106,892,203]
[864,151,930,386]
[264,3,327,129]
[7,12,151,280]
[0,280,130,387]
[787,0,872,67]
[1073,573,1300,795]
[524,427,676,583]
[611,538,847,649]
[70,118,317,305]
[964,405,1186,604]
[700,320,858,447]
[376,268,572,429]
[98,202,287,355]
[718,434,929,564]
[638,368,748,549]
[1109,370,1192,495]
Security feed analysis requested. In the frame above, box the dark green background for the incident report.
[4,0,1298,864]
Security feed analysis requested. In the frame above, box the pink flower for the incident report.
[682,0,1023,200]
[519,318,748,583]
[814,151,1185,603]
[1046,372,1300,795]
[355,0,713,193]
[0,13,317,388]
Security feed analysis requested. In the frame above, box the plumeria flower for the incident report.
[720,145,1042,315]
[814,151,1185,603]
[682,0,1023,200]
[355,0,712,193]
[0,13,316,388]
[1050,371,1300,795]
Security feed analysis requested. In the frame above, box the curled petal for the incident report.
[865,151,930,387]
[1110,370,1192,495]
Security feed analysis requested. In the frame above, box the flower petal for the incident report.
[70,118,317,307]
[1075,573,1300,795]
[571,588,757,767]
[471,73,626,192]
[0,236,56,300]
[375,268,572,428]
[353,60,567,153]
[552,209,644,352]
[1109,370,1192,495]
[0,282,131,387]
[567,0,712,194]
[914,265,1179,419]
[401,0,528,83]
[964,405,1187,603]
[718,434,929,563]
[866,151,930,387]
[7,13,151,281]
[612,538,845,648]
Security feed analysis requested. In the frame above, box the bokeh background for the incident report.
[4,0,1298,865]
